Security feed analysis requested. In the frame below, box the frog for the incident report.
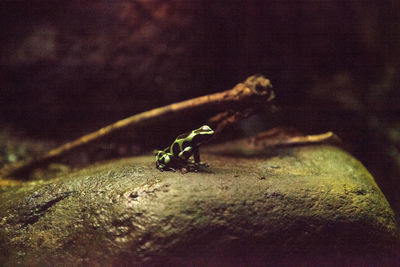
[155,125,214,172]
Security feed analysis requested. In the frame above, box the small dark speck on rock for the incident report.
[259,177,266,180]
[129,192,139,199]
[356,189,367,195]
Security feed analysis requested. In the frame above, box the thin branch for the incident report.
[208,110,250,135]
[204,128,340,156]
[249,130,340,147]
[0,75,274,179]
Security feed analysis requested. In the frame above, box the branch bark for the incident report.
[0,75,274,179]
[249,130,340,147]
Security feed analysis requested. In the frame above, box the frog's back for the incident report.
[176,131,191,140]
[168,132,192,155]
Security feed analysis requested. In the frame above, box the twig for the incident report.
[0,75,274,179]
[204,128,340,156]
[208,110,250,135]
[249,129,340,147]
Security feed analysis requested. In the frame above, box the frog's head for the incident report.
[192,125,214,145]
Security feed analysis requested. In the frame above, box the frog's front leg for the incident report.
[193,147,209,169]
[193,147,200,164]
[178,146,193,161]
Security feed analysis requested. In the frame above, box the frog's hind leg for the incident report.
[156,160,165,171]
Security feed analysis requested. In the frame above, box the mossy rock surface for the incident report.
[0,145,397,265]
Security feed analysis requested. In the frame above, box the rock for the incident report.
[0,145,397,265]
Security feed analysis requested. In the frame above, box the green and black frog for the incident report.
[155,125,214,172]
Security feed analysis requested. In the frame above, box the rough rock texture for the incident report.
[0,145,397,265]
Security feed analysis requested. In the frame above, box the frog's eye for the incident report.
[200,125,213,132]
[194,125,214,135]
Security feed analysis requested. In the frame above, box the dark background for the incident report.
[1,0,399,221]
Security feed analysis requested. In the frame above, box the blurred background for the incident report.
[0,1,399,218]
